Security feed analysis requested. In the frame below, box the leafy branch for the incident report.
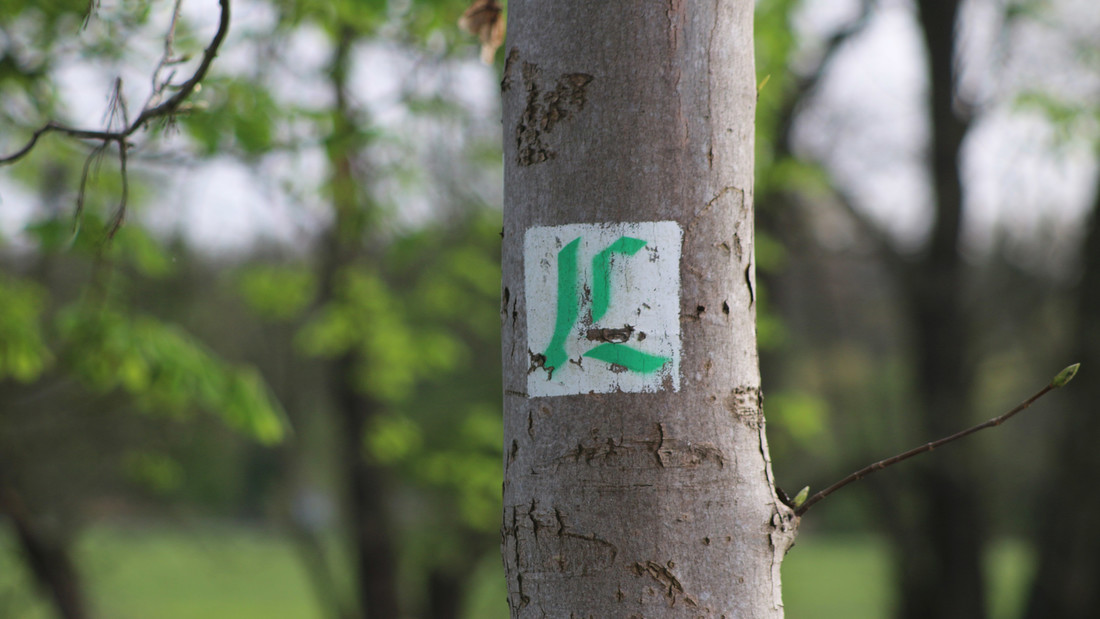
[0,0,231,240]
[787,363,1080,516]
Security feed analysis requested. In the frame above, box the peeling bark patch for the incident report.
[727,386,763,428]
[515,61,594,166]
[501,47,520,92]
[528,350,549,376]
[585,325,635,343]
[666,0,685,51]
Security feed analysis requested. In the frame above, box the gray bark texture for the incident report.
[500,2,795,617]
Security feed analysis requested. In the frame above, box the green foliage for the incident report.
[0,276,53,382]
[24,215,170,279]
[123,450,185,495]
[185,79,282,157]
[414,406,503,531]
[298,265,465,402]
[365,414,423,464]
[237,264,317,322]
[754,0,801,186]
[1016,91,1099,146]
[56,305,286,444]
[768,391,830,449]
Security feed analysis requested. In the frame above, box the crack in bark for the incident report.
[557,427,723,470]
[654,422,668,467]
[745,260,755,307]
[631,560,697,607]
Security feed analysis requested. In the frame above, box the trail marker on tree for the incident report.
[525,221,682,396]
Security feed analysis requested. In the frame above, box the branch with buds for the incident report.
[782,363,1080,516]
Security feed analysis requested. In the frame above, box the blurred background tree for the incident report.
[1,0,1097,618]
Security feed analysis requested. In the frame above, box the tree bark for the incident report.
[500,2,795,616]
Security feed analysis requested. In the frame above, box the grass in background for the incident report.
[782,534,894,617]
[80,525,322,619]
[783,532,1034,619]
[1,524,1033,618]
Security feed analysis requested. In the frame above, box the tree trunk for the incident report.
[330,355,401,619]
[321,26,401,619]
[500,2,795,616]
[891,3,987,618]
[1023,177,1100,619]
[0,468,88,619]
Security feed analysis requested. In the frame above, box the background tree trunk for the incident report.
[891,3,987,618]
[500,1,795,616]
[1024,176,1100,619]
[321,26,401,619]
[0,467,87,619]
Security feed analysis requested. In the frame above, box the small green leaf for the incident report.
[792,486,809,508]
[1051,363,1080,388]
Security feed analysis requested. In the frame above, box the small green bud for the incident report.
[792,486,810,508]
[1051,363,1080,388]
[758,74,771,94]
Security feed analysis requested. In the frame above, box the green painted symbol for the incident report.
[544,237,580,373]
[542,235,670,376]
[591,236,647,322]
[583,342,669,374]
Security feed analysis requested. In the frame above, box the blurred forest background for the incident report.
[1,0,1098,618]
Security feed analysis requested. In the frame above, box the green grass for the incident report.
[1,524,1033,618]
[782,533,1035,619]
[81,526,323,619]
[782,534,895,618]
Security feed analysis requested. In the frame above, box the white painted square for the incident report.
[525,221,682,396]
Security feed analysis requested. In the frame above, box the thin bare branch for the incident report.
[775,0,877,156]
[793,364,1080,516]
[147,0,187,109]
[73,142,111,235]
[1,0,230,167]
[105,142,129,241]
